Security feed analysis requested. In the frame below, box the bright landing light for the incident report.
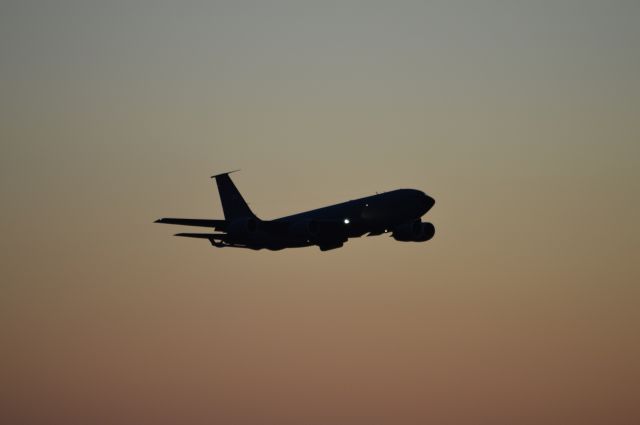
[343,218,350,224]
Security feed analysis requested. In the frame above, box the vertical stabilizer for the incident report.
[211,171,257,220]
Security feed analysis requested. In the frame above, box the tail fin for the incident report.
[211,170,258,220]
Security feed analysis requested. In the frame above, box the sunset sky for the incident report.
[1,1,639,424]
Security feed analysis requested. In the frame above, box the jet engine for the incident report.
[289,219,320,239]
[227,217,259,239]
[392,220,435,242]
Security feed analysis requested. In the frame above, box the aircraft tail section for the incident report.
[211,170,257,220]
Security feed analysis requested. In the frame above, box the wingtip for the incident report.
[154,218,163,223]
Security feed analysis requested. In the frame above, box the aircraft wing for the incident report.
[155,218,227,230]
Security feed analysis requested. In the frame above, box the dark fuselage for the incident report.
[238,189,435,251]
[276,189,434,239]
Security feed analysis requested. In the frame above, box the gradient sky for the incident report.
[1,1,639,424]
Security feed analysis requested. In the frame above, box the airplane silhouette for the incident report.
[155,171,435,251]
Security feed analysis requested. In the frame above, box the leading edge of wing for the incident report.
[155,218,226,230]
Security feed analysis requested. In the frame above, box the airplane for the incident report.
[155,171,435,251]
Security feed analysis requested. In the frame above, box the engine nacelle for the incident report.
[392,220,435,242]
[289,219,320,239]
[227,217,259,239]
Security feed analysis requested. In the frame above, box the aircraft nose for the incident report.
[421,192,435,213]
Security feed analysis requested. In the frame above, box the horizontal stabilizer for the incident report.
[155,218,226,230]
[174,232,231,240]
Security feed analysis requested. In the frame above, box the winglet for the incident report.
[211,169,240,179]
